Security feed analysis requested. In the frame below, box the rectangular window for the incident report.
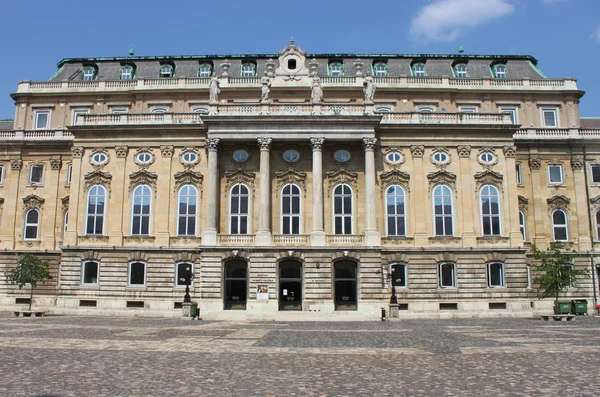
[548,165,563,184]
[526,265,531,289]
[66,164,72,185]
[29,165,43,185]
[82,261,99,285]
[501,107,517,124]
[0,164,4,184]
[128,262,146,286]
[460,107,477,113]
[591,165,600,183]
[72,109,89,125]
[34,110,50,129]
[390,264,407,288]
[175,263,194,287]
[487,263,505,288]
[110,107,128,114]
[542,108,558,127]
[438,263,456,288]
[516,163,522,184]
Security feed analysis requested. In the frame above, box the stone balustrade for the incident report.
[514,128,600,140]
[0,130,73,141]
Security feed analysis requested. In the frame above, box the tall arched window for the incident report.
[481,185,500,236]
[596,211,600,239]
[63,211,69,237]
[132,185,151,235]
[386,185,406,236]
[177,185,198,236]
[281,184,301,234]
[433,185,453,236]
[24,208,40,240]
[333,184,353,234]
[519,210,527,241]
[230,184,249,234]
[552,209,568,241]
[86,185,106,235]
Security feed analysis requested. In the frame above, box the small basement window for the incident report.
[489,302,507,310]
[15,298,31,305]
[126,301,145,308]
[79,300,97,307]
[439,303,458,310]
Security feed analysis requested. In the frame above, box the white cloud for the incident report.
[542,0,569,4]
[410,0,515,42]
[593,26,600,43]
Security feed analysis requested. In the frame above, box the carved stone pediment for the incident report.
[173,170,204,196]
[427,169,456,193]
[129,169,158,195]
[474,169,503,191]
[547,195,570,210]
[327,168,358,196]
[380,169,410,192]
[590,195,600,210]
[61,196,69,212]
[518,195,528,211]
[83,170,112,192]
[23,194,44,209]
[275,168,307,196]
[225,169,256,193]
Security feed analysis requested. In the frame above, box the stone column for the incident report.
[256,137,272,246]
[457,146,476,246]
[64,146,84,245]
[504,146,525,246]
[44,159,63,250]
[410,145,428,246]
[310,138,326,246]
[109,146,128,246]
[155,145,174,246]
[202,138,220,245]
[363,138,380,246]
[529,157,548,248]
[571,157,591,249]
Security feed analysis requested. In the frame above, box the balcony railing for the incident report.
[513,128,600,140]
[218,234,256,245]
[76,113,203,126]
[379,112,513,125]
[0,130,73,141]
[326,235,365,245]
[272,234,310,245]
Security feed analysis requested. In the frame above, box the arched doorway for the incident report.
[334,261,357,310]
[279,260,302,311]
[224,260,247,310]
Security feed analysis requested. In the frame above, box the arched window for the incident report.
[230,184,249,234]
[552,209,568,241]
[487,262,505,287]
[151,108,167,113]
[373,62,388,76]
[177,185,198,236]
[82,65,97,81]
[333,184,353,234]
[596,211,600,239]
[241,62,256,77]
[24,208,40,240]
[132,185,151,235]
[412,63,426,77]
[433,185,453,236]
[328,62,344,76]
[493,64,507,79]
[481,185,500,236]
[81,261,99,285]
[159,64,174,78]
[63,211,69,236]
[519,210,527,241]
[128,261,146,286]
[198,63,212,77]
[454,63,468,78]
[438,262,456,288]
[120,64,135,80]
[281,184,301,234]
[386,185,406,236]
[86,185,106,235]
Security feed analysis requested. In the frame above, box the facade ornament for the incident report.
[383,148,406,167]
[311,77,323,103]
[231,249,240,258]
[362,137,378,151]
[546,195,571,210]
[129,169,158,196]
[205,138,220,152]
[275,168,307,196]
[257,137,272,151]
[179,148,200,168]
[83,170,112,192]
[353,59,364,77]
[220,60,231,77]
[308,58,319,76]
[457,145,471,158]
[10,159,23,170]
[529,158,541,170]
[363,76,376,102]
[260,76,271,103]
[22,194,45,209]
[380,169,410,192]
[133,149,155,168]
[209,76,221,103]
[473,169,504,192]
[224,169,256,193]
[61,196,69,212]
[518,195,528,211]
[115,146,129,158]
[589,195,600,210]
[89,149,110,170]
[427,169,457,194]
[173,170,204,196]
[71,146,84,158]
[310,137,325,151]
[571,158,584,170]
[343,250,350,258]
[326,168,359,197]
[476,148,499,168]
[160,145,174,158]
[503,145,517,158]
[49,159,62,170]
[265,59,276,77]
[287,250,294,258]
[410,145,425,158]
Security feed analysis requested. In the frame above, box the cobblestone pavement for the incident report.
[0,312,598,396]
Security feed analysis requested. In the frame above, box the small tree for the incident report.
[6,254,52,311]
[531,242,588,313]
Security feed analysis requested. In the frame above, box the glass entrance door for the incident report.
[224,260,247,310]
[279,260,302,311]
[334,261,357,310]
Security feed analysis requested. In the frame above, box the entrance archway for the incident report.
[279,260,302,311]
[224,260,247,310]
[334,261,357,310]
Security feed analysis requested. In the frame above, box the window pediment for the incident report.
[61,196,69,212]
[474,169,503,192]
[84,170,112,192]
[225,169,256,193]
[327,168,358,197]
[590,195,600,210]
[427,169,456,194]
[23,194,44,209]
[275,168,307,197]
[174,170,204,196]
[129,169,158,196]
[518,195,528,211]
[547,195,570,210]
[380,169,410,192]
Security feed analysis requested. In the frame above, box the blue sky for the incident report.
[0,0,598,119]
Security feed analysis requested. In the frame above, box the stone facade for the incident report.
[0,41,597,317]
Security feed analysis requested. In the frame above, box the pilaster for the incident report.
[363,138,380,246]
[503,146,524,246]
[64,146,84,245]
[202,139,220,245]
[457,145,476,246]
[410,145,428,246]
[310,137,325,246]
[256,137,272,246]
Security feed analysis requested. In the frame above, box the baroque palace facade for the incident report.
[0,41,598,317]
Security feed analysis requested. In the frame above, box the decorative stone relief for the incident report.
[129,169,158,196]
[353,59,364,77]
[547,195,570,210]
[133,148,155,168]
[590,195,600,210]
[71,146,84,158]
[205,138,220,152]
[61,196,69,212]
[410,145,424,158]
[265,59,276,77]
[10,159,22,170]
[427,169,457,194]
[430,148,452,169]
[362,137,377,151]
[209,76,221,102]
[326,168,358,197]
[308,58,319,77]
[518,195,529,211]
[383,148,406,167]
[173,170,204,196]
[115,146,129,158]
[257,137,272,151]
[275,168,307,196]
[83,170,112,192]
[380,169,410,192]
[89,149,109,170]
[220,60,231,77]
[225,169,256,193]
[571,158,584,170]
[529,158,541,170]
[161,145,174,158]
[457,145,471,158]
[22,194,44,209]
[49,159,62,170]
[178,148,199,168]
[476,148,498,169]
[310,137,324,151]
[473,169,503,192]
[503,146,517,158]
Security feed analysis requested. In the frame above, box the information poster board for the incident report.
[256,284,269,300]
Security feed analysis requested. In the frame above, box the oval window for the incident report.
[182,151,198,163]
[91,152,108,164]
[479,152,496,164]
[334,150,351,163]
[233,149,249,162]
[136,152,152,164]
[385,151,403,164]
[432,151,449,163]
[283,150,300,163]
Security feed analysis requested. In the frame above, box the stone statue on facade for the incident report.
[363,76,376,102]
[311,77,323,103]
[209,77,221,103]
[261,76,271,102]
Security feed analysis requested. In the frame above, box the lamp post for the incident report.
[179,265,193,303]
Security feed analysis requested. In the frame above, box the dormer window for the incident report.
[493,64,507,79]
[373,62,388,76]
[241,62,256,77]
[198,63,212,77]
[120,64,135,80]
[412,63,426,77]
[454,63,468,78]
[159,63,174,78]
[328,61,344,76]
[82,65,97,81]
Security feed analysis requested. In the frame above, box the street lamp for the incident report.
[179,265,193,303]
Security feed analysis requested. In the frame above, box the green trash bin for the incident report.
[572,300,588,315]
[554,300,572,314]
[189,301,199,319]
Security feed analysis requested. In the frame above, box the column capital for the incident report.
[457,145,471,158]
[503,145,517,158]
[310,137,325,151]
[529,158,541,170]
[205,138,220,152]
[257,137,272,151]
[362,137,378,151]
[571,158,584,170]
